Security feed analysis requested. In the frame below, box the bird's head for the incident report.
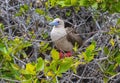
[49,18,64,28]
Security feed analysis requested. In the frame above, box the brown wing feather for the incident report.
[66,28,83,47]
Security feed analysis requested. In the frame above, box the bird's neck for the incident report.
[52,23,65,32]
[51,26,67,41]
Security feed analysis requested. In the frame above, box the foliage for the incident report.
[81,41,97,62]
[15,4,29,16]
[0,0,120,83]
[0,37,32,82]
[47,0,120,13]
[0,36,80,82]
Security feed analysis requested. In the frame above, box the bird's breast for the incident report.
[50,28,67,41]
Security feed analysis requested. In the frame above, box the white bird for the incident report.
[49,18,82,58]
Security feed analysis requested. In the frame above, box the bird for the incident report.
[49,18,83,59]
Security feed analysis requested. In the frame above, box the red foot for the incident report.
[65,51,72,57]
[59,51,72,59]
[59,51,64,59]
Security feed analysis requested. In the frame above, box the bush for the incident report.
[0,0,120,83]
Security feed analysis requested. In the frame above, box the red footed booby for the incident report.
[49,18,82,59]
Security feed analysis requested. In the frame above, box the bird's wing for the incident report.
[66,28,83,47]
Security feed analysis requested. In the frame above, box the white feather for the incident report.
[50,26,67,41]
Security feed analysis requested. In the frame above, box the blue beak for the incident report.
[49,20,59,26]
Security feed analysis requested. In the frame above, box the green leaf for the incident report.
[15,12,23,16]
[87,43,95,51]
[79,0,88,6]
[45,15,53,21]
[57,58,73,74]
[2,47,11,61]
[85,49,91,57]
[65,0,71,5]
[36,57,44,72]
[103,77,108,83]
[83,52,94,62]
[86,44,95,57]
[20,4,29,12]
[46,71,54,77]
[0,44,5,53]
[51,49,59,60]
[115,53,120,63]
[34,78,38,83]
[57,1,65,7]
[114,2,120,12]
[117,18,120,25]
[73,42,79,52]
[57,0,71,7]
[49,60,59,73]
[23,4,29,10]
[83,41,96,62]
[41,32,49,39]
[22,79,32,83]
[71,0,77,6]
[105,65,116,75]
[0,23,4,30]
[49,0,56,7]
[104,47,109,55]
[92,2,98,9]
[25,63,36,75]
[66,11,71,17]
[35,9,45,15]
[10,63,20,70]
[24,41,32,48]
[110,38,115,46]
[101,2,106,10]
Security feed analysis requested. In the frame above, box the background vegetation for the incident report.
[0,0,120,83]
